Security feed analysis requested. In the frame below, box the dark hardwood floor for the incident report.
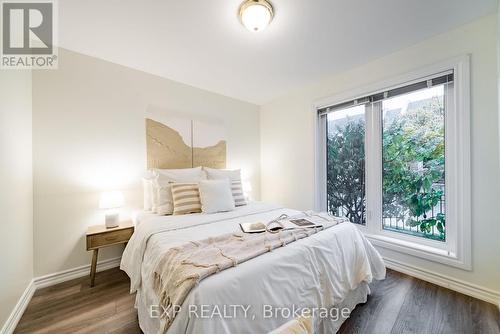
[15,268,140,334]
[15,268,500,334]
[338,270,500,334]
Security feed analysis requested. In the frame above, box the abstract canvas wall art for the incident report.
[146,117,226,169]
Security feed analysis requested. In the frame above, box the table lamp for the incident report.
[242,181,253,200]
[99,191,124,228]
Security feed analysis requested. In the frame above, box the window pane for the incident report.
[327,105,366,225]
[382,85,446,241]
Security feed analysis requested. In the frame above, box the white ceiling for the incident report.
[59,0,498,105]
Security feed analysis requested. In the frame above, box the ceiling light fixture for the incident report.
[239,0,274,32]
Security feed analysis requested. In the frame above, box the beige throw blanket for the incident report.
[269,316,314,334]
[153,217,343,332]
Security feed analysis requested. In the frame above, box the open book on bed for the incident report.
[240,218,322,233]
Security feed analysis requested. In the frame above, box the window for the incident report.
[316,57,471,269]
[381,85,446,241]
[327,105,366,225]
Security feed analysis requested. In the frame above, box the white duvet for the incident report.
[121,202,386,334]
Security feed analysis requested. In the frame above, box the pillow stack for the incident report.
[143,166,248,216]
[204,167,248,207]
[143,167,205,215]
[153,167,205,215]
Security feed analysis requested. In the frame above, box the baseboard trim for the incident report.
[0,279,36,334]
[1,257,122,334]
[384,257,500,310]
[34,256,122,289]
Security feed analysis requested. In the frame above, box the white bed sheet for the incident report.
[121,202,386,334]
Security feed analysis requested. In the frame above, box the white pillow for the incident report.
[152,167,205,215]
[198,179,235,214]
[203,168,247,206]
[142,170,157,211]
[157,166,205,183]
[142,178,154,211]
[155,184,174,215]
[203,167,241,181]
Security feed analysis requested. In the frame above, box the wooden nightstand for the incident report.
[86,221,134,287]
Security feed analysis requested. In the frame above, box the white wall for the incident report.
[496,10,500,297]
[261,14,500,294]
[0,71,33,327]
[32,48,261,276]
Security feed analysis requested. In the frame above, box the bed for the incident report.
[120,202,386,334]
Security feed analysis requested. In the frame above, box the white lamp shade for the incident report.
[99,191,124,209]
[241,2,273,32]
[242,181,253,193]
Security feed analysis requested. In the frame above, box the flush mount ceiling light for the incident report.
[239,0,274,32]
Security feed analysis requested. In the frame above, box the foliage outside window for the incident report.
[382,92,446,241]
[327,113,365,225]
[327,87,446,241]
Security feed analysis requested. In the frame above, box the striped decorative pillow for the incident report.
[231,180,247,206]
[171,183,202,215]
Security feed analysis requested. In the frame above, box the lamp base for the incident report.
[105,212,120,228]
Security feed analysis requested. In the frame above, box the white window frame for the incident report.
[314,55,471,270]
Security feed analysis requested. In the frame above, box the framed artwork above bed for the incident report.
[146,117,226,169]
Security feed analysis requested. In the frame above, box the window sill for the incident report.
[362,231,471,271]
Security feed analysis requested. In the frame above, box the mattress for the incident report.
[121,202,386,333]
